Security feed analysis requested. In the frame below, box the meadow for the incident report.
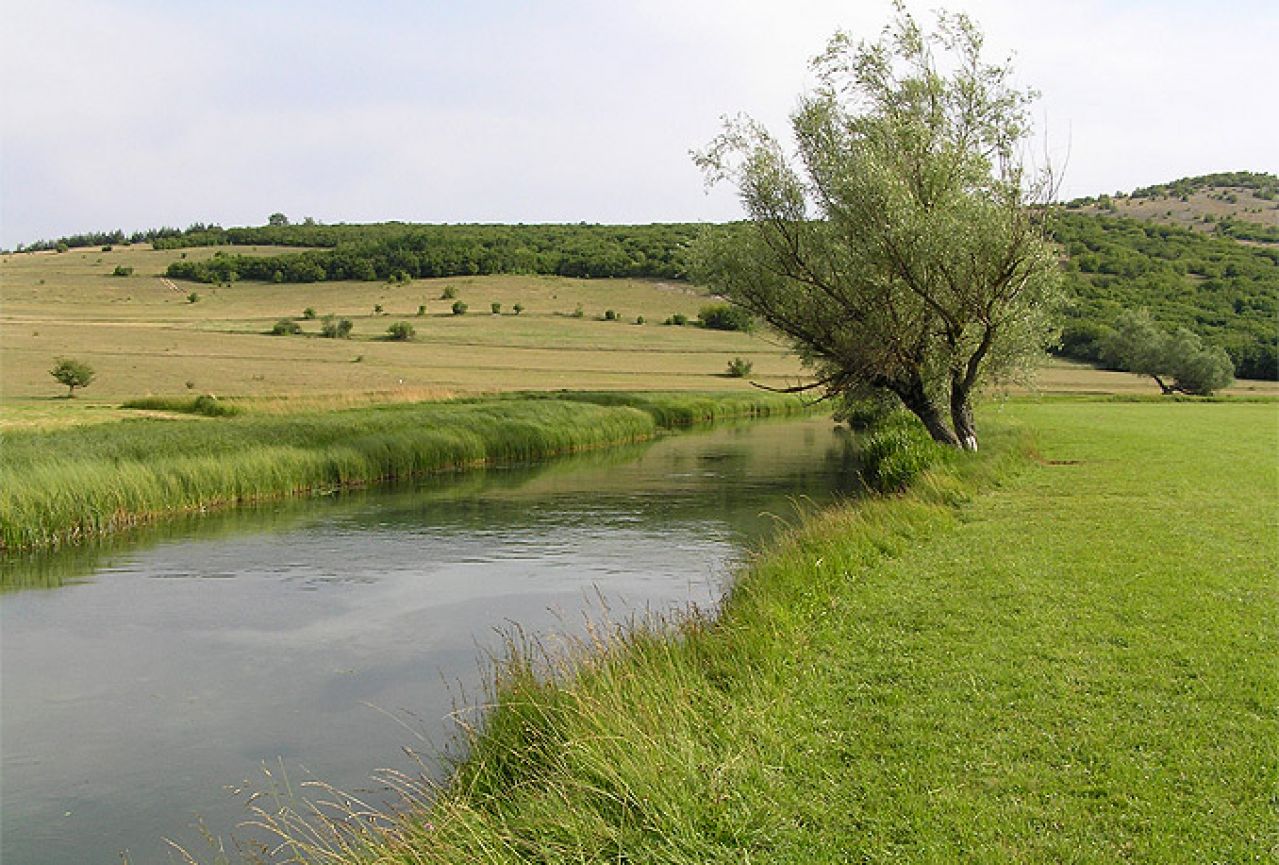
[265,399,1277,863]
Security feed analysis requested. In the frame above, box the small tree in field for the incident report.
[51,358,95,396]
[692,4,1061,449]
[1100,310,1234,395]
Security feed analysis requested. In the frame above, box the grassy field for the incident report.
[271,399,1276,863]
[4,246,1275,432]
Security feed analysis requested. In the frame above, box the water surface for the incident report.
[1,416,856,864]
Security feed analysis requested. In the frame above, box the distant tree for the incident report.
[491,301,502,314]
[452,301,468,315]
[50,357,95,396]
[320,315,353,338]
[268,213,290,227]
[111,265,133,277]
[726,357,753,377]
[698,303,754,332]
[1100,310,1234,395]
[692,5,1061,449]
[512,303,524,315]
[271,318,301,335]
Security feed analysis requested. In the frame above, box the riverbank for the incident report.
[0,391,804,550]
[292,400,1276,863]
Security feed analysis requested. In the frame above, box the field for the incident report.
[304,399,1277,863]
[0,245,797,419]
[4,245,1276,432]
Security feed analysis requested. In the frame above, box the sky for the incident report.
[2,0,1276,249]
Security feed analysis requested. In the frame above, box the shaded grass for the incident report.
[268,400,1276,863]
[0,392,804,550]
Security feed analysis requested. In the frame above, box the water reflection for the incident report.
[0,416,856,865]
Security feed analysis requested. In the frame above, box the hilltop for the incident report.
[1065,171,1279,242]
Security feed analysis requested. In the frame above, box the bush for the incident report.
[191,394,240,417]
[832,392,899,430]
[271,318,301,335]
[635,315,646,325]
[665,313,688,326]
[385,321,415,341]
[513,303,524,315]
[452,301,468,315]
[699,302,754,332]
[373,303,384,315]
[441,286,458,300]
[858,415,946,492]
[726,357,753,377]
[604,309,619,321]
[571,304,584,318]
[186,292,200,304]
[491,302,502,315]
[303,307,317,319]
[111,265,134,277]
[320,315,353,338]
[417,304,427,316]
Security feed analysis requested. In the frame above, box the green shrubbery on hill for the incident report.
[1051,212,1277,379]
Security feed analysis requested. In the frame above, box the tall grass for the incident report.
[0,392,804,550]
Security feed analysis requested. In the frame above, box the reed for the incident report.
[0,392,804,550]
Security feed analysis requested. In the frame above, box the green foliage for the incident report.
[513,303,524,315]
[373,303,384,315]
[1052,212,1277,379]
[571,304,584,318]
[635,315,645,325]
[452,300,469,315]
[123,394,242,417]
[270,318,301,336]
[160,223,701,284]
[832,391,899,430]
[417,304,427,316]
[725,356,753,377]
[0,392,797,549]
[604,309,619,321]
[665,313,688,326]
[699,302,753,332]
[49,357,95,396]
[303,307,317,319]
[186,291,199,304]
[693,7,1060,449]
[857,413,948,492]
[319,315,353,338]
[111,265,133,277]
[491,301,502,315]
[385,321,415,341]
[1100,310,1234,395]
[441,285,458,300]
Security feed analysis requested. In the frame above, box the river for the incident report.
[0,415,857,864]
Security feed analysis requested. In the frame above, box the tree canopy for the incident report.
[692,4,1061,449]
[1100,310,1234,395]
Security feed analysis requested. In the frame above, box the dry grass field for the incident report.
[2,244,1274,430]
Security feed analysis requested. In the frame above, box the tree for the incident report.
[50,358,95,396]
[692,4,1061,449]
[268,212,290,226]
[1100,310,1234,395]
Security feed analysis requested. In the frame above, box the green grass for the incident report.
[277,400,1276,863]
[0,391,803,550]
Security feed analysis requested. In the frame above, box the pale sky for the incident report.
[2,0,1276,249]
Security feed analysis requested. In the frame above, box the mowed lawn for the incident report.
[394,400,1277,863]
[768,400,1278,860]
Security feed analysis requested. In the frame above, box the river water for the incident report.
[0,415,857,864]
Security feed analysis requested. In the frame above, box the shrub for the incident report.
[635,315,646,325]
[385,321,415,341]
[320,315,353,338]
[49,357,94,396]
[186,292,200,304]
[192,394,240,417]
[665,313,688,326]
[832,392,898,431]
[452,301,468,315]
[726,357,753,377]
[513,303,524,315]
[417,305,427,316]
[441,286,458,300]
[102,245,113,252]
[858,416,946,492]
[271,318,301,335]
[604,309,619,321]
[491,302,502,315]
[303,307,317,319]
[373,303,384,315]
[111,265,134,277]
[699,302,754,332]
[571,304,584,318]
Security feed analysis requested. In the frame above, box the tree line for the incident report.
[163,223,703,282]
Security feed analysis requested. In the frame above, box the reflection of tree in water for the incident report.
[1,418,858,594]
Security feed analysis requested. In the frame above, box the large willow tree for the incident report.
[693,5,1061,450]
